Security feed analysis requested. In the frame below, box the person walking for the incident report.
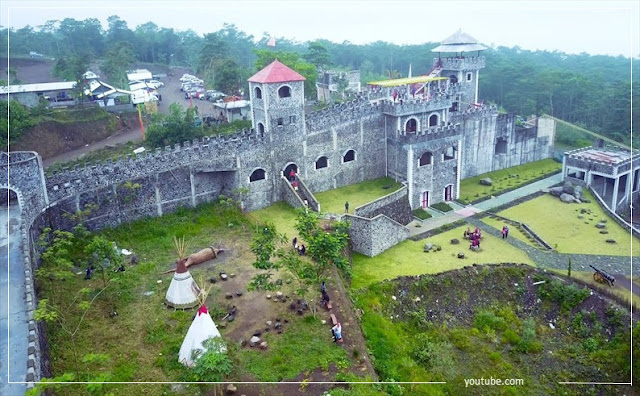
[331,322,343,343]
[502,225,509,239]
[289,169,296,182]
[345,201,349,213]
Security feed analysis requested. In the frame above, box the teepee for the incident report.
[164,258,202,309]
[178,305,224,367]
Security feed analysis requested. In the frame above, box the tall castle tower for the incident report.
[432,29,487,110]
[248,60,306,144]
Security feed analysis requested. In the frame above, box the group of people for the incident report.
[292,237,306,256]
[321,282,343,343]
[464,227,483,251]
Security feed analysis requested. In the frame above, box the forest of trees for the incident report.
[1,17,637,146]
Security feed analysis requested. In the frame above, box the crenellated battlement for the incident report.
[380,95,453,116]
[305,98,382,132]
[436,56,486,70]
[398,123,461,142]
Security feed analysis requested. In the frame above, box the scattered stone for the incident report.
[451,238,460,245]
[297,309,304,315]
[266,320,273,326]
[266,294,271,299]
[209,277,217,284]
[563,181,574,195]
[582,199,591,203]
[229,273,236,278]
[435,244,442,251]
[574,185,583,193]
[599,230,609,234]
[415,297,421,303]
[219,322,227,328]
[479,177,493,186]
[549,322,555,329]
[321,320,327,325]
[580,208,587,214]
[129,254,140,265]
[226,384,237,394]
[574,191,581,200]
[424,242,433,252]
[601,218,607,223]
[285,279,292,284]
[260,341,268,349]
[227,314,235,322]
[606,239,616,244]
[235,291,243,296]
[252,331,262,337]
[510,174,518,178]
[250,336,260,346]
[595,223,606,229]
[577,215,584,219]
[559,193,574,203]
[457,252,465,259]
[549,186,564,197]
[275,278,283,285]
[143,291,154,296]
[290,303,297,310]
[225,293,233,299]
[156,280,162,284]
[276,291,283,298]
[220,273,228,280]
[392,295,397,301]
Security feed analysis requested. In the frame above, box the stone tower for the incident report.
[432,29,487,111]
[248,60,306,144]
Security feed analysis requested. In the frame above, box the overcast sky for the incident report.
[2,0,639,57]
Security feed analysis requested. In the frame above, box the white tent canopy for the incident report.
[164,259,201,309]
[178,305,224,367]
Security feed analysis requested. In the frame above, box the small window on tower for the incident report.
[290,115,296,123]
[277,118,283,126]
[466,72,472,81]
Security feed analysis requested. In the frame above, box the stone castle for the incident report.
[3,30,555,257]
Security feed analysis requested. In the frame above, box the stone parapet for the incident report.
[345,213,410,257]
[354,185,412,225]
[437,56,486,70]
[380,96,453,117]
[305,99,382,132]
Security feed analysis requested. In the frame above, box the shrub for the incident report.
[503,329,521,345]
[412,208,432,220]
[517,319,543,353]
[474,310,508,333]
[431,202,454,212]
[538,280,591,313]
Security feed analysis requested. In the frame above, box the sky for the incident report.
[1,0,639,57]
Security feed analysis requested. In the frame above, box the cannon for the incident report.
[589,265,615,287]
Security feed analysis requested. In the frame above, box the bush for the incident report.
[412,208,432,220]
[474,310,508,333]
[503,329,521,345]
[538,280,590,313]
[431,202,454,212]
[517,319,543,353]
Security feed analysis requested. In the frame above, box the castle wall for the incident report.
[354,186,412,225]
[346,213,410,257]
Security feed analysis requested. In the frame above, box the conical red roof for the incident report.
[248,60,306,83]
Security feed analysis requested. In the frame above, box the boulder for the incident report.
[479,178,493,186]
[573,190,581,200]
[577,215,584,219]
[599,230,609,234]
[563,181,574,195]
[574,185,583,193]
[260,341,268,349]
[549,187,564,197]
[606,239,616,244]
[424,242,433,252]
[582,199,591,203]
[220,273,228,280]
[600,218,607,223]
[559,193,575,203]
[580,208,587,214]
[276,291,283,298]
[595,223,606,229]
[226,384,237,394]
[457,252,465,259]
[225,293,233,299]
[451,238,460,245]
[250,336,260,346]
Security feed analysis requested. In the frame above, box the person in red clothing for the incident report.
[289,169,296,182]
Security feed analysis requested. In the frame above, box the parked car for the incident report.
[147,80,165,89]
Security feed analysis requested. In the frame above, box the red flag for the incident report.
[267,37,276,47]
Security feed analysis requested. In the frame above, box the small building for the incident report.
[316,70,361,102]
[563,146,640,213]
[0,82,77,107]
[84,80,134,110]
[126,69,153,82]
[212,100,250,122]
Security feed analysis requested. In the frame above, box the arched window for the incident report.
[405,118,417,133]
[258,123,265,136]
[429,114,438,127]
[315,156,328,169]
[495,138,508,155]
[443,146,456,161]
[254,86,262,99]
[278,86,291,98]
[249,168,266,182]
[419,152,433,166]
[449,75,458,84]
[343,150,355,163]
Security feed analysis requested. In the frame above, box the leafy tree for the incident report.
[85,236,122,288]
[0,100,36,147]
[305,40,331,71]
[214,58,244,94]
[254,49,317,99]
[145,103,199,148]
[102,41,135,88]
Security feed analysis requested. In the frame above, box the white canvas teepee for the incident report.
[164,259,201,309]
[178,305,224,367]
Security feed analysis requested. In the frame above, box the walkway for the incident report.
[0,203,28,396]
[473,173,563,211]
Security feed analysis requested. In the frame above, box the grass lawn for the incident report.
[247,201,299,240]
[494,190,640,256]
[314,177,403,215]
[458,158,561,204]
[554,270,640,310]
[482,216,536,248]
[351,224,534,289]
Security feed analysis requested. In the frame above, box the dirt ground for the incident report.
[1,57,58,84]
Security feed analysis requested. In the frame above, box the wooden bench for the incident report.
[330,314,338,325]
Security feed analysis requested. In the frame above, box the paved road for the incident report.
[0,203,28,396]
[474,173,563,211]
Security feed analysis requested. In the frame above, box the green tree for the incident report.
[0,100,36,147]
[305,40,331,71]
[254,49,317,99]
[102,41,135,88]
[145,103,199,148]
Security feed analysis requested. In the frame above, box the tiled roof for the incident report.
[248,60,306,83]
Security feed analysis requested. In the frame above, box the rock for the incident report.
[582,199,591,203]
[600,218,607,223]
[219,322,227,328]
[574,185,583,193]
[577,215,584,219]
[549,322,555,329]
[226,384,237,394]
[225,293,233,299]
[599,230,609,234]
[285,278,292,284]
[252,331,262,337]
[250,336,260,346]
[220,273,228,280]
[457,252,465,259]
[260,341,268,349]
[595,223,606,229]
[266,294,271,299]
[392,295,397,300]
[129,254,140,265]
[415,297,421,303]
[229,273,236,278]
[143,291,154,296]
[510,174,518,178]
[266,320,273,326]
[450,238,459,245]
[580,208,587,214]
[276,291,283,298]
[479,178,493,186]
[549,186,564,197]
[606,239,616,244]
[435,244,442,251]
[275,278,283,285]
[235,291,243,296]
[321,320,327,325]
[573,198,581,204]
[209,277,217,284]
[424,242,433,252]
[559,193,575,203]
[574,191,581,200]
[563,181,574,195]
[227,314,235,322]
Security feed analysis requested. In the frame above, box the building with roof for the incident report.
[316,70,361,102]
[5,30,556,259]
[563,145,639,213]
[0,81,77,107]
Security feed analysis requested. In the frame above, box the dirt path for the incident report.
[42,126,144,168]
[613,274,640,297]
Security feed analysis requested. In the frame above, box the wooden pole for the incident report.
[137,105,145,140]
